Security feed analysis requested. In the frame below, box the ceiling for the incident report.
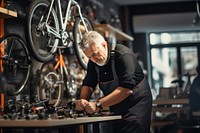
[112,0,192,6]
[111,0,200,33]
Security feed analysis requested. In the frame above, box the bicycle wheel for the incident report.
[0,34,31,96]
[27,0,59,62]
[37,61,62,107]
[73,15,94,70]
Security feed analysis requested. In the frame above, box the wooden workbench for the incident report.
[0,116,121,128]
[0,115,121,133]
[152,98,190,131]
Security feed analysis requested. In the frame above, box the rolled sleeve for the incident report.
[82,61,98,90]
[116,53,143,89]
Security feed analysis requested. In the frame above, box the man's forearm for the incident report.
[80,86,94,100]
[99,86,133,108]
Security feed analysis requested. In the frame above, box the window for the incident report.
[151,48,177,89]
[149,32,200,96]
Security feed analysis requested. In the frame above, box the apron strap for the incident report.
[111,43,116,59]
[95,43,117,82]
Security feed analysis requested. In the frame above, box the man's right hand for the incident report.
[75,99,89,111]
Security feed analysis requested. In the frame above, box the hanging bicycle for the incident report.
[26,0,94,70]
[37,48,83,107]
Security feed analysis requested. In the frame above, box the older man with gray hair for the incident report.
[75,31,152,133]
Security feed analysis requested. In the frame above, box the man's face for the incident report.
[83,42,108,66]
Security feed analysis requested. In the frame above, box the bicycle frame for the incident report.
[54,49,69,79]
[40,48,76,106]
[0,42,5,72]
[45,0,88,40]
[38,48,67,106]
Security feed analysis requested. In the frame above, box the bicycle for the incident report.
[171,72,195,99]
[0,33,31,96]
[26,0,94,70]
[37,48,83,107]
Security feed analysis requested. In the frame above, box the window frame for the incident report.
[148,31,200,95]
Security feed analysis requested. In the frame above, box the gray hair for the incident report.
[81,31,105,50]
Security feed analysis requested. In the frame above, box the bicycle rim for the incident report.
[73,15,94,70]
[37,62,62,107]
[0,34,31,96]
[27,0,59,62]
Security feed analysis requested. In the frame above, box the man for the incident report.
[75,31,152,133]
[190,65,200,112]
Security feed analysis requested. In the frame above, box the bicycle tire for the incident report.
[73,15,94,70]
[0,34,31,96]
[27,0,59,62]
[37,61,63,107]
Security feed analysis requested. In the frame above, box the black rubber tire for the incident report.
[26,0,59,62]
[73,15,94,70]
[0,33,31,96]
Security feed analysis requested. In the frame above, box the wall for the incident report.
[2,0,124,99]
[79,0,121,30]
[119,1,198,76]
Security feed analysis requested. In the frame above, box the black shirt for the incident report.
[83,44,144,91]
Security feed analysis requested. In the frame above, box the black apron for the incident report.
[95,44,152,133]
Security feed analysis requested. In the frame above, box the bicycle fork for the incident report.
[54,49,69,87]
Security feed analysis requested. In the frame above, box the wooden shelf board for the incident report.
[192,111,200,116]
[95,24,134,41]
[152,107,182,112]
[0,7,17,18]
[153,98,189,105]
[151,121,175,128]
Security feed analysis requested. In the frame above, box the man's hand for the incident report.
[75,99,89,111]
[85,102,100,114]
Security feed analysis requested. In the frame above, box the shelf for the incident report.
[192,111,200,116]
[153,98,189,105]
[152,107,182,112]
[151,121,175,128]
[95,24,134,41]
[0,7,17,18]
